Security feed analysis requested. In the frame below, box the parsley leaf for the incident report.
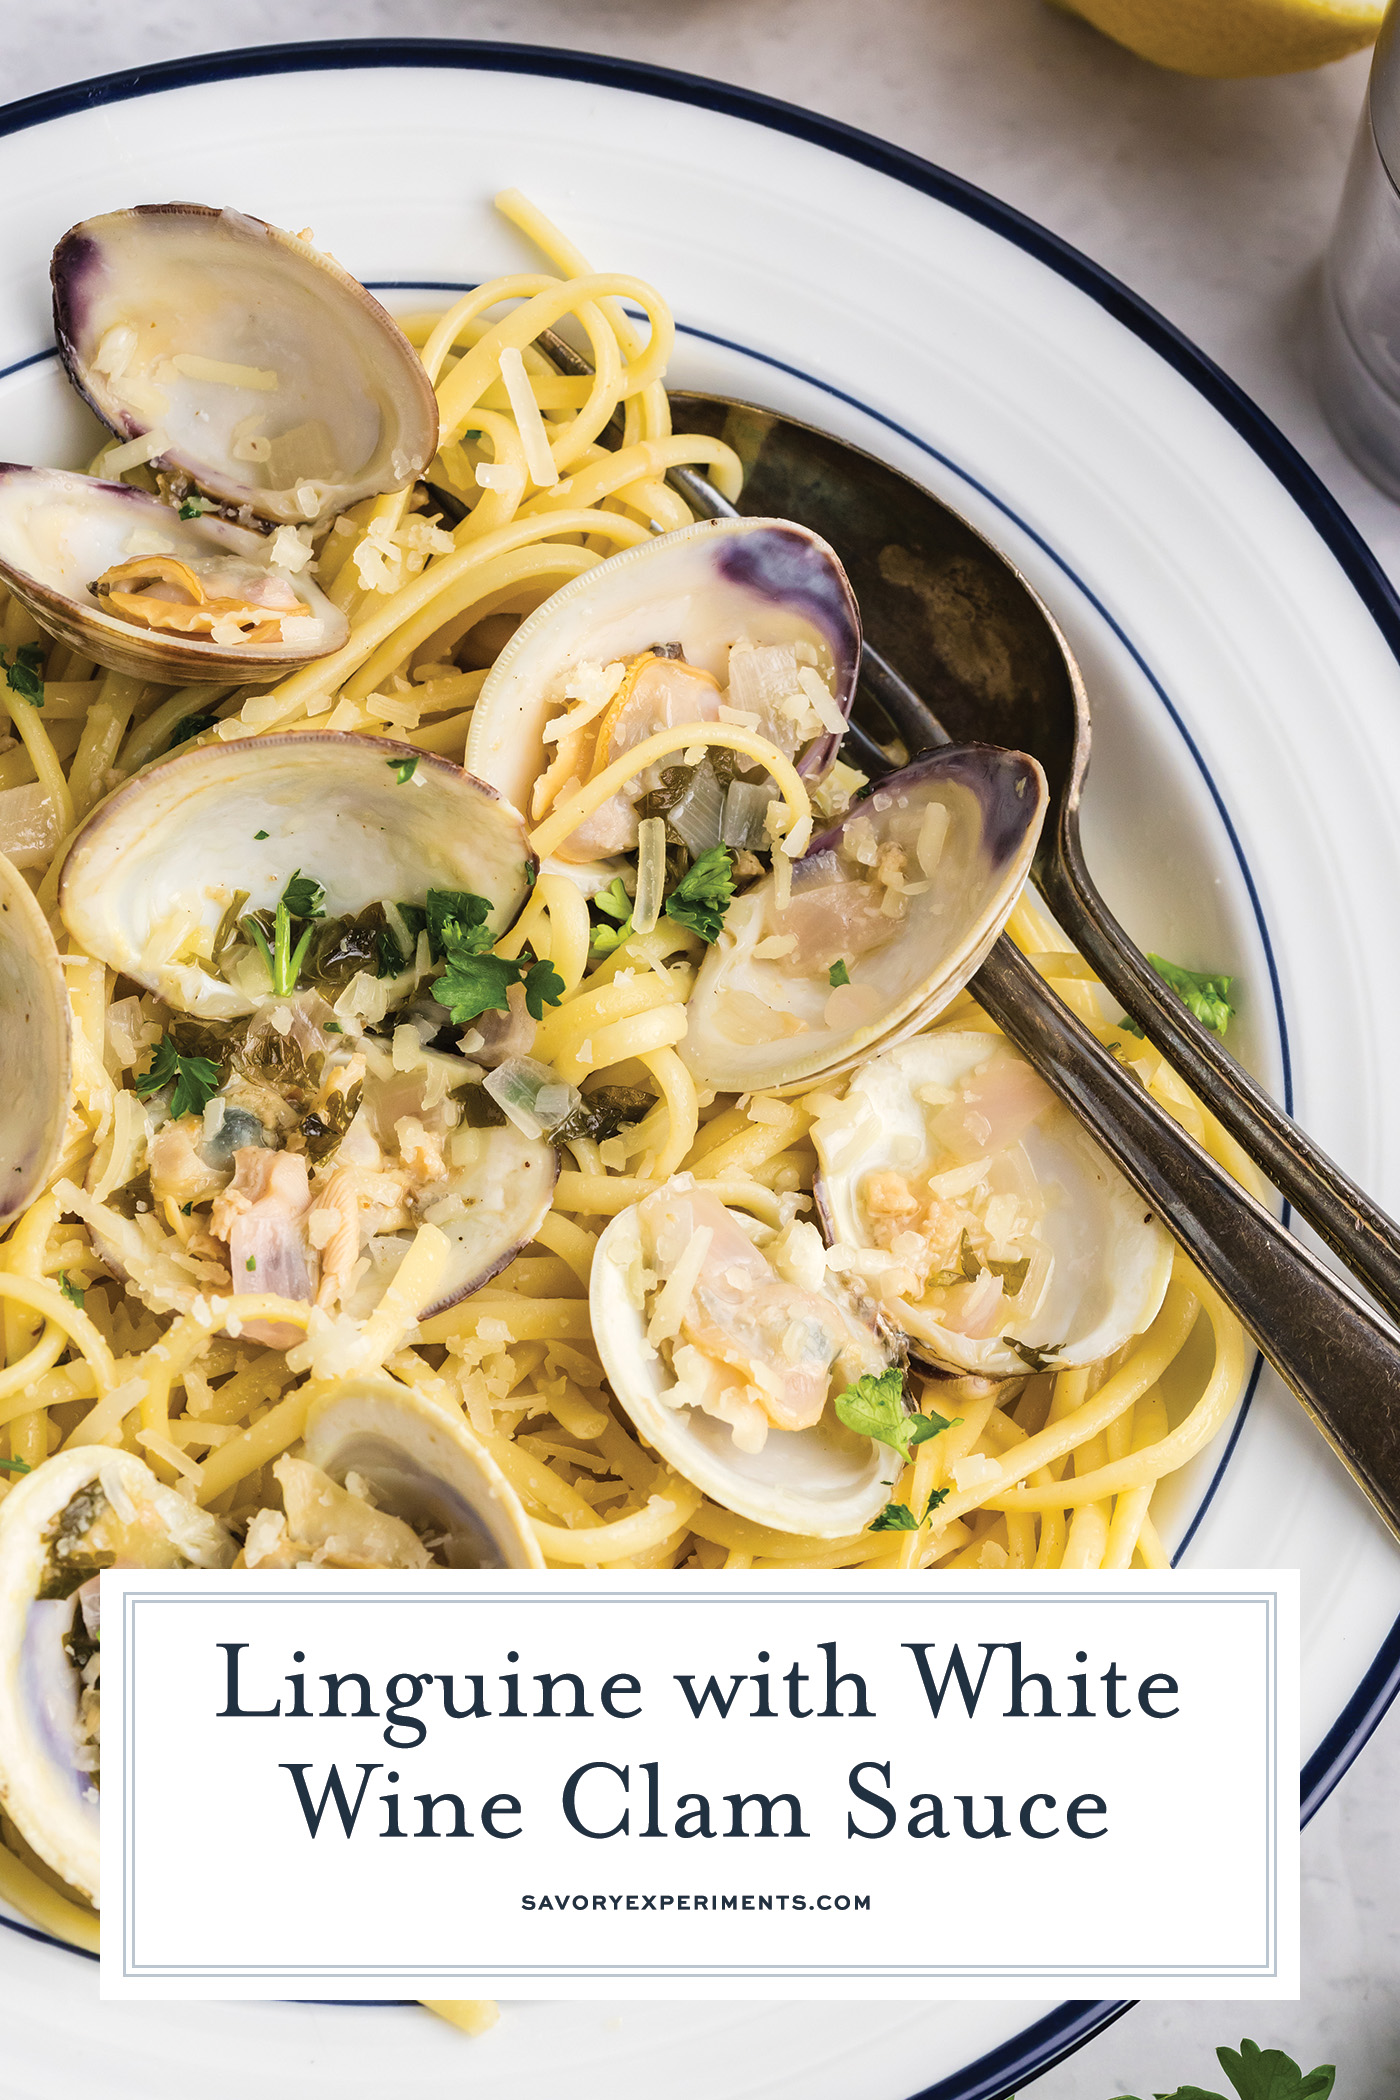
[828,959,850,987]
[134,1036,220,1120]
[388,754,419,785]
[833,1367,959,1461]
[0,1455,31,1476]
[425,887,492,960]
[663,845,735,943]
[58,1272,85,1309]
[167,712,216,749]
[522,957,565,1020]
[179,496,210,519]
[869,1486,951,1533]
[281,870,326,920]
[2,642,45,707]
[254,829,269,840]
[435,950,521,1024]
[1120,954,1235,1040]
[589,876,636,956]
[1122,2038,1335,2100]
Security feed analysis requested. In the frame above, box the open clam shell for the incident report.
[465,516,861,832]
[302,1379,544,1568]
[58,732,535,1020]
[682,745,1047,1096]
[0,854,71,1226]
[0,1447,234,1904]
[0,465,349,684]
[590,1192,900,1539]
[813,1032,1174,1378]
[52,204,438,526]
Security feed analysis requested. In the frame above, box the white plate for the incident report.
[2,41,1399,2100]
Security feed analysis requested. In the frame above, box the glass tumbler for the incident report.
[1318,0,1400,498]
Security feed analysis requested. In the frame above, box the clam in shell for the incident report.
[590,1179,901,1538]
[466,515,861,862]
[58,732,536,1021]
[682,746,1047,1096]
[51,203,438,526]
[0,853,71,1226]
[812,1032,1174,1378]
[0,1448,234,1905]
[0,465,349,684]
[295,1378,544,1569]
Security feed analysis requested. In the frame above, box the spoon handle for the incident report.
[1043,830,1400,1330]
[973,935,1400,1541]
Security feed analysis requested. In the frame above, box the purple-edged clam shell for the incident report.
[51,203,437,526]
[713,522,860,776]
[807,743,1044,870]
[681,744,1048,1096]
[465,515,861,818]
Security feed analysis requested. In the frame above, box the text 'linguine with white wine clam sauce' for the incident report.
[0,191,1252,2006]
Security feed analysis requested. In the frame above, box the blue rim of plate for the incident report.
[0,36,1395,2100]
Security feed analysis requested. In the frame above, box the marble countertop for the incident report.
[10,2,1400,2091]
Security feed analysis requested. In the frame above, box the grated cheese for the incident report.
[498,345,559,487]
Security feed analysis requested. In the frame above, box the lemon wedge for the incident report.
[1053,0,1384,76]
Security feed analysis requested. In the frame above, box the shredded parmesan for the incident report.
[646,1226,713,1346]
[169,352,279,391]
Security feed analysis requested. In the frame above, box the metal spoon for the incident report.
[667,393,1400,1329]
[513,345,1400,1536]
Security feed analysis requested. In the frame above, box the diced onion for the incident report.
[666,760,726,855]
[632,815,666,936]
[789,848,845,895]
[483,1056,581,1139]
[720,779,778,849]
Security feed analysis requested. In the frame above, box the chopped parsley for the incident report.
[828,959,850,987]
[1120,954,1235,1040]
[179,496,210,520]
[832,1367,959,1462]
[663,846,734,944]
[58,1271,85,1309]
[437,949,564,1026]
[588,877,636,957]
[134,1035,220,1120]
[425,887,490,960]
[869,1487,951,1533]
[388,754,419,785]
[254,829,269,841]
[241,869,326,997]
[0,1455,32,1476]
[167,712,217,750]
[1,642,45,707]
[428,886,565,1026]
[245,1256,257,1272]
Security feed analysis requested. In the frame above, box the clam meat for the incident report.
[681,746,1047,1096]
[812,1032,1174,1377]
[0,465,349,684]
[590,1177,901,1537]
[466,516,861,863]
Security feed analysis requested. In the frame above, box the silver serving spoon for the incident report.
[667,393,1400,1334]
[502,344,1400,1542]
